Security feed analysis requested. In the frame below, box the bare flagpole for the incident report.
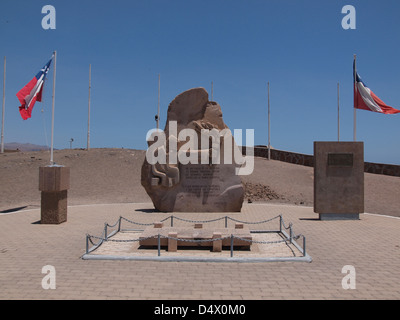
[268,81,271,160]
[353,54,357,142]
[1,56,5,154]
[337,82,340,141]
[157,73,160,130]
[87,64,91,151]
[50,51,56,165]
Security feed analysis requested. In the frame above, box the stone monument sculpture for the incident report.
[141,87,245,212]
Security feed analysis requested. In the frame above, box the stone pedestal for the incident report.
[39,166,70,224]
[168,232,178,252]
[212,232,222,252]
[314,142,364,220]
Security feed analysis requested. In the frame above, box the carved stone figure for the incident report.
[141,87,244,212]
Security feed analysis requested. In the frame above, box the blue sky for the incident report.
[1,0,399,165]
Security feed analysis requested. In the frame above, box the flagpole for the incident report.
[157,73,160,130]
[337,82,340,141]
[87,64,91,151]
[1,56,5,154]
[50,51,56,165]
[353,54,357,142]
[268,81,271,160]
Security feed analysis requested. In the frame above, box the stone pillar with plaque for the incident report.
[313,141,364,220]
[39,165,70,224]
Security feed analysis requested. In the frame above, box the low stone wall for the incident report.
[364,161,400,177]
[241,146,400,177]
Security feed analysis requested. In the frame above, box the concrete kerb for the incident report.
[81,254,312,263]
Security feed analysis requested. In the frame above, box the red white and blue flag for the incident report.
[354,62,400,114]
[16,56,53,120]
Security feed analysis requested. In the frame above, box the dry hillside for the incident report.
[1,148,399,217]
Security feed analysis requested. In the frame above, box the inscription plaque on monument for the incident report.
[141,88,245,212]
[328,153,354,167]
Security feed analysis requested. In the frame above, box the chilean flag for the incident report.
[354,62,400,114]
[16,56,53,120]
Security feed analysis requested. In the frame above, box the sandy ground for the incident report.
[1,148,399,217]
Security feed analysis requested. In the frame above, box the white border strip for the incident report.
[363,212,400,220]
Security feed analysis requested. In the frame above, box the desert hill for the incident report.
[1,148,399,217]
[4,142,50,152]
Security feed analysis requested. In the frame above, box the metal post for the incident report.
[303,236,306,257]
[289,224,293,244]
[157,234,161,256]
[267,81,271,160]
[50,51,56,165]
[230,234,234,257]
[87,64,91,150]
[104,223,108,241]
[171,215,174,227]
[157,73,160,130]
[353,54,357,142]
[353,108,357,141]
[86,234,89,254]
[279,215,282,233]
[1,56,5,154]
[337,82,340,142]
[118,216,121,232]
[225,216,228,228]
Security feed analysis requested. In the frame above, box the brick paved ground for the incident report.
[0,202,399,300]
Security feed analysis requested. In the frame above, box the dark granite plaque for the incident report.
[328,153,353,167]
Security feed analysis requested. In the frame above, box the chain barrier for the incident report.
[87,232,304,246]
[172,216,226,224]
[120,216,153,226]
[228,215,281,225]
[119,214,283,227]
[85,214,306,256]
[160,216,173,223]
[87,233,299,245]
[106,219,120,228]
[232,234,301,245]
[281,219,292,230]
[88,234,157,243]
[160,234,231,243]
[87,233,103,247]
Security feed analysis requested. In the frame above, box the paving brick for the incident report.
[0,203,399,300]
